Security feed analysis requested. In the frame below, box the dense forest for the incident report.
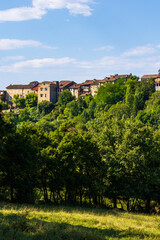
[1,76,160,213]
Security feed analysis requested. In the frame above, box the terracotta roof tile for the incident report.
[69,84,81,89]
[6,81,39,90]
[59,81,76,89]
[141,74,159,79]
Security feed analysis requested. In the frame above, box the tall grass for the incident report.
[0,203,160,239]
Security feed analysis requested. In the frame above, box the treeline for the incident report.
[1,76,160,212]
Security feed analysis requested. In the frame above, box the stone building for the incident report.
[38,81,59,104]
[6,81,39,102]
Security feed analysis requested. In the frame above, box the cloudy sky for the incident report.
[0,0,160,89]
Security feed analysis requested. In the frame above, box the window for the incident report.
[17,90,18,93]
[40,94,43,97]
[27,91,29,93]
[10,91,12,93]
[45,94,47,97]
[45,88,47,91]
[40,88,43,91]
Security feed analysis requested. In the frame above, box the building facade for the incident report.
[38,81,59,104]
[141,74,160,91]
[6,81,39,102]
[69,74,132,98]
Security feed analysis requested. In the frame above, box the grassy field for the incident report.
[0,203,160,240]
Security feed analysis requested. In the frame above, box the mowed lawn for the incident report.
[0,203,160,240]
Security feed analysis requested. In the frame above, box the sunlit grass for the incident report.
[0,203,160,239]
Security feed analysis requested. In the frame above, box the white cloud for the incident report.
[122,45,156,57]
[1,44,160,77]
[0,39,56,50]
[0,57,76,72]
[67,3,92,16]
[94,45,115,51]
[0,7,46,22]
[2,56,25,62]
[0,0,93,22]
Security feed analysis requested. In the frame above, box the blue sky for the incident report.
[0,0,160,89]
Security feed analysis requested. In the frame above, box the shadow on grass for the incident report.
[0,212,156,240]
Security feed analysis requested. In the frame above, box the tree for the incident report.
[55,131,103,205]
[12,95,26,109]
[38,100,54,115]
[12,94,19,108]
[0,100,8,110]
[1,130,37,203]
[58,90,75,110]
[95,78,127,110]
[25,93,38,108]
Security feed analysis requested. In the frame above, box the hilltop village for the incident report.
[1,73,159,104]
[1,71,160,213]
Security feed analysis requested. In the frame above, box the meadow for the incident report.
[0,203,160,240]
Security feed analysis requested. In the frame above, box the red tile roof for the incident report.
[100,74,132,83]
[141,74,159,79]
[81,79,99,86]
[40,81,58,85]
[69,84,81,89]
[59,81,76,89]
[6,81,39,89]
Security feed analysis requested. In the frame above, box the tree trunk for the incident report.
[146,198,151,213]
[10,184,13,202]
[113,196,117,208]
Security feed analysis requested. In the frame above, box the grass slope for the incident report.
[0,203,159,240]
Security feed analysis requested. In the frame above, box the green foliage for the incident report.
[38,100,54,114]
[58,89,75,110]
[25,93,38,108]
[2,75,160,212]
[0,100,8,110]
[95,78,127,110]
[12,94,26,108]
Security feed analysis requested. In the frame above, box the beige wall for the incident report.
[6,88,37,102]
[38,83,58,103]
[90,85,98,96]
[38,83,50,103]
[155,77,160,91]
[70,88,80,99]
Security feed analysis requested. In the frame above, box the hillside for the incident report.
[1,77,160,212]
[0,203,160,240]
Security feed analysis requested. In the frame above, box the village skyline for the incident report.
[0,0,160,90]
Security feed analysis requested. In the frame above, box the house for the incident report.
[70,79,99,98]
[69,84,81,98]
[69,75,132,98]
[38,81,59,104]
[99,74,132,85]
[6,81,39,102]
[81,79,99,97]
[141,74,160,91]
[59,81,76,94]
